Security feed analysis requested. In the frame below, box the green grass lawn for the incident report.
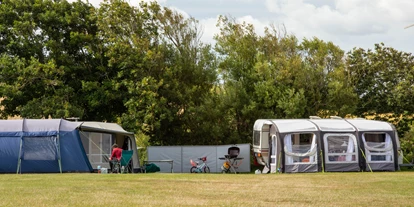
[0,172,413,207]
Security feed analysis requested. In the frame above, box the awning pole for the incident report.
[57,120,62,173]
[320,150,325,173]
[16,137,23,174]
[359,147,373,173]
[277,151,282,174]
[57,135,62,173]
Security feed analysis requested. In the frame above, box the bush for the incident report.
[401,125,414,163]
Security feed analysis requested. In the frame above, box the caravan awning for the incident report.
[346,119,393,131]
[79,122,134,136]
[309,119,356,132]
[271,119,318,133]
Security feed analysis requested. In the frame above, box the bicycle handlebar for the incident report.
[197,157,207,161]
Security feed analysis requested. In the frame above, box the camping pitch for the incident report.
[0,119,140,173]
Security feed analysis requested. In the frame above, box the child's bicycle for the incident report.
[190,156,210,173]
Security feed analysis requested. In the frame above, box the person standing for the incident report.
[109,144,122,173]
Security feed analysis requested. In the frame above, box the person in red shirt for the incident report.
[109,144,122,173]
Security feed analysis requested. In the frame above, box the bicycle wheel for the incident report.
[204,166,210,173]
[190,166,197,173]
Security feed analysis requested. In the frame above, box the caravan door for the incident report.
[270,135,278,173]
[253,121,270,167]
[253,130,269,166]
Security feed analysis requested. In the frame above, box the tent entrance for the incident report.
[323,133,359,172]
[362,132,394,171]
[284,133,318,173]
[17,136,61,173]
[80,132,113,169]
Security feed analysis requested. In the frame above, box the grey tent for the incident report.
[309,119,360,172]
[347,119,400,171]
[253,118,401,173]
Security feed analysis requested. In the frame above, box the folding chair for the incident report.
[120,150,134,173]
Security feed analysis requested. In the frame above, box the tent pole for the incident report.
[359,147,373,172]
[16,137,23,174]
[276,151,282,174]
[57,135,62,173]
[320,150,325,173]
[57,119,62,173]
[17,119,26,174]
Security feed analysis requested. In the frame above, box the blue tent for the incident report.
[0,119,140,173]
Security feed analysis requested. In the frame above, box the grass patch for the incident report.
[0,172,413,206]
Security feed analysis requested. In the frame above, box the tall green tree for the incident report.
[214,16,265,144]
[0,0,118,120]
[97,0,217,145]
[214,17,355,143]
[347,43,414,134]
[348,43,414,114]
[299,37,357,117]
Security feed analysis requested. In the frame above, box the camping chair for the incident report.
[120,150,134,173]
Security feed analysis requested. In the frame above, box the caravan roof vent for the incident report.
[309,116,321,119]
[330,116,342,119]
[66,117,80,122]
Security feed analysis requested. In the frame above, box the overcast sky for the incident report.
[75,0,414,54]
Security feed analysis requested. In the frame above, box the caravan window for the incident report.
[253,130,260,146]
[363,133,393,162]
[324,134,357,163]
[284,133,317,164]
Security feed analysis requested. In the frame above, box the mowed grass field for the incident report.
[0,172,413,207]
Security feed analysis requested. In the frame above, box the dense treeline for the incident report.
[0,0,413,160]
